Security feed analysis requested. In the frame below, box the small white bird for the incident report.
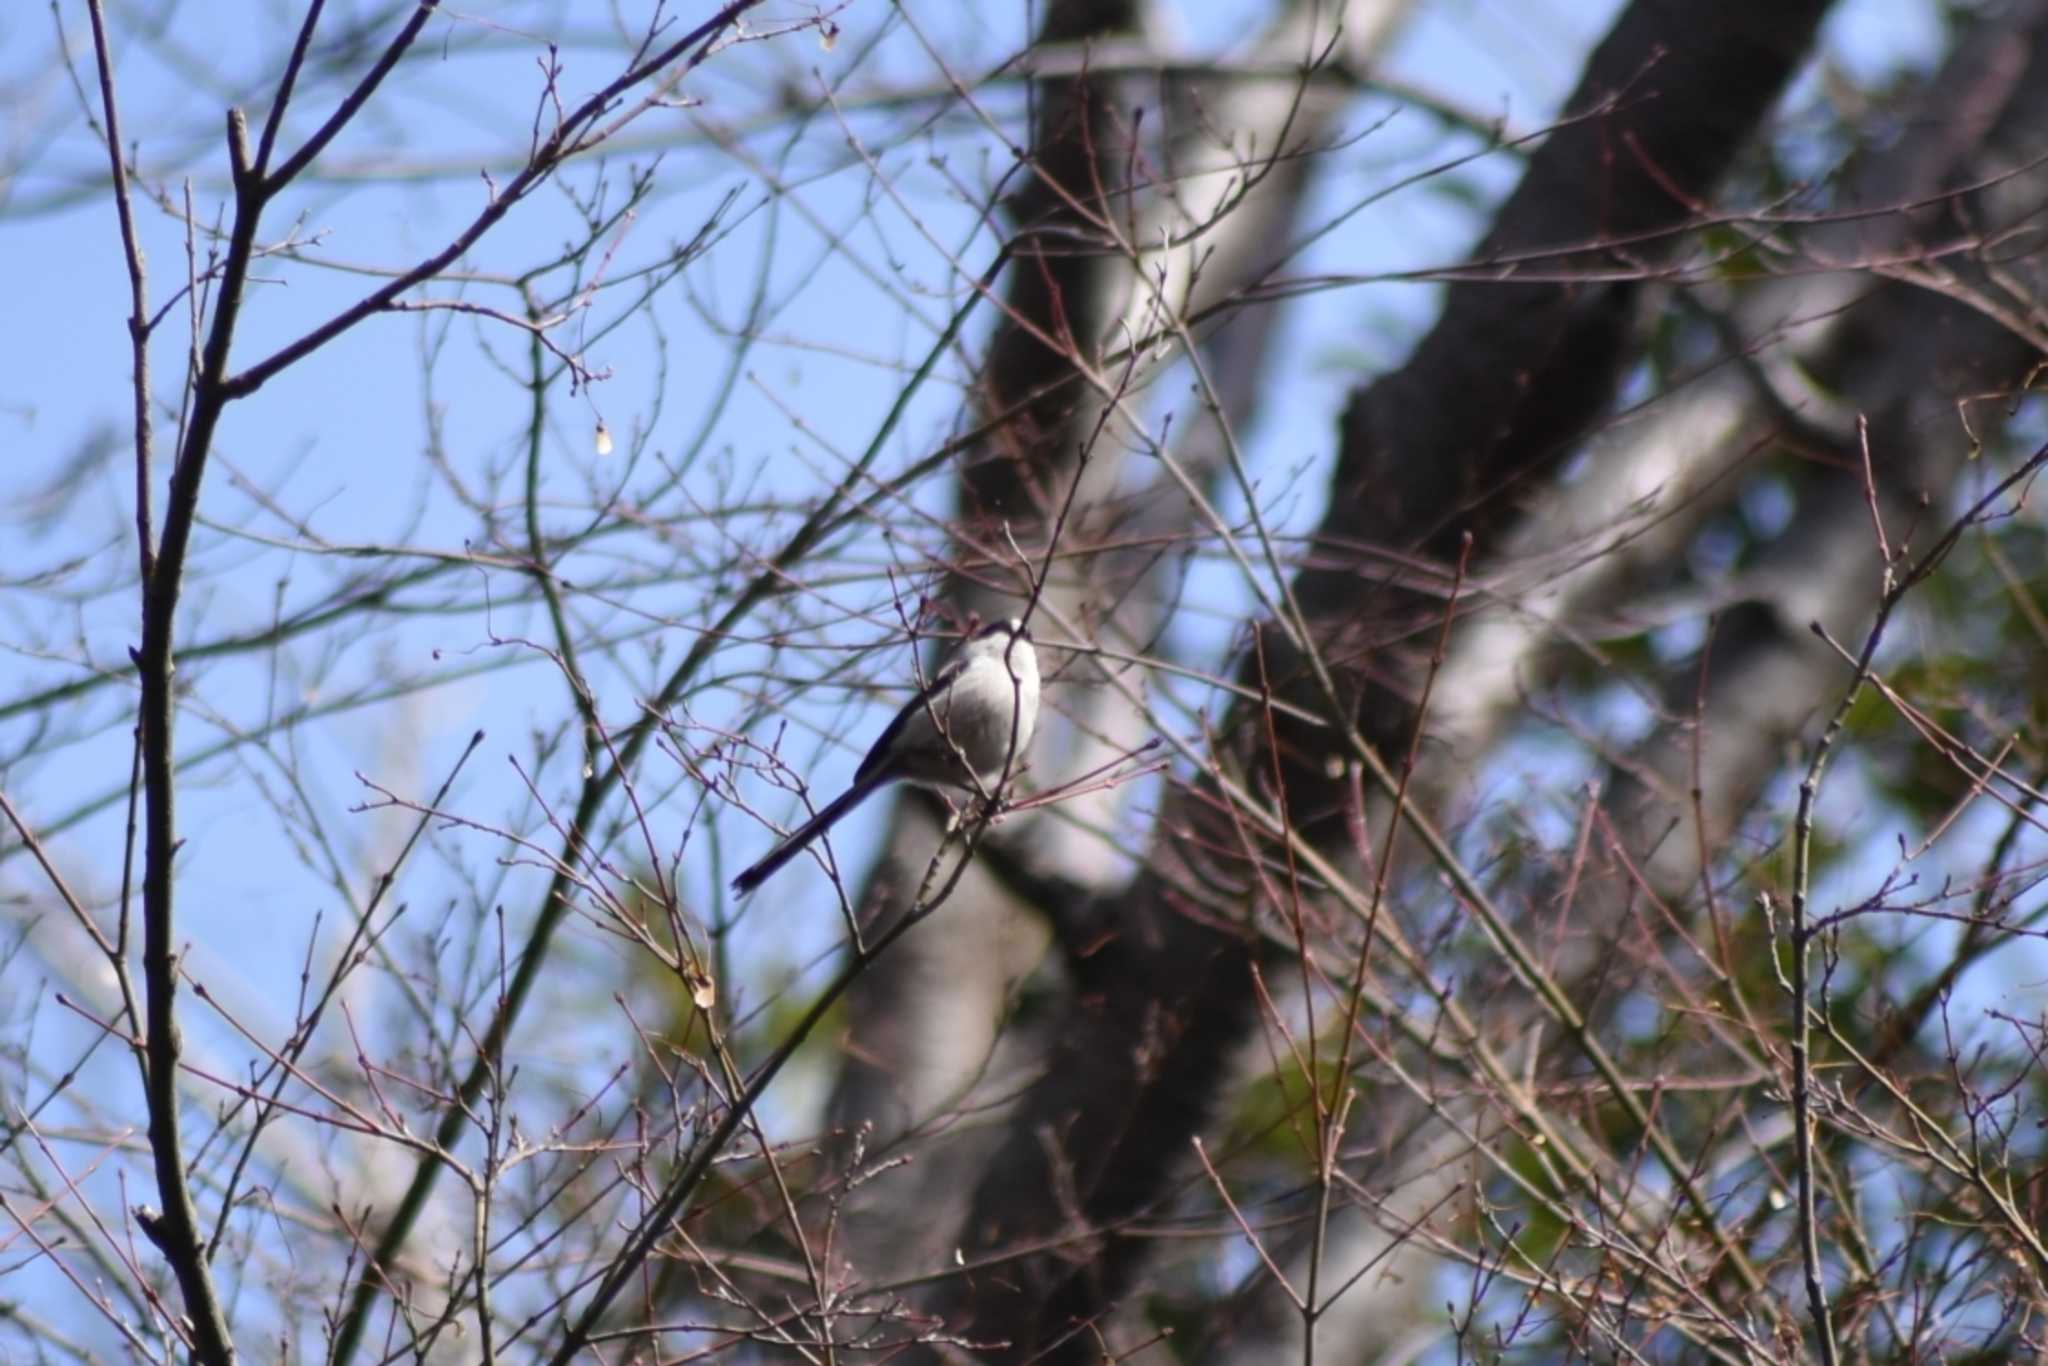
[732,618,1040,894]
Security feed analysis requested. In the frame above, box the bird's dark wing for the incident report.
[851,652,964,784]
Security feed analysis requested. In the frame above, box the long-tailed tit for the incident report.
[731,618,1040,893]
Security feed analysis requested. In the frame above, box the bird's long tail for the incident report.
[731,779,879,894]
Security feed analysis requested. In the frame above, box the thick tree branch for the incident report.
[930,2,1836,1357]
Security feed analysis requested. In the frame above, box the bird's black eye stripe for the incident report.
[973,617,1027,640]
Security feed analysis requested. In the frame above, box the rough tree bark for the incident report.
[918,1,1838,1358]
